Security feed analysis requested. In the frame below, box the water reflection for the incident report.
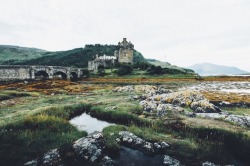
[69,113,115,133]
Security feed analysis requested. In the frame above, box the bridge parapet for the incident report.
[0,65,83,80]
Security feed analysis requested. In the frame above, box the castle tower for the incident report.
[117,38,134,64]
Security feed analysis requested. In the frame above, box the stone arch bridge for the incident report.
[0,65,82,80]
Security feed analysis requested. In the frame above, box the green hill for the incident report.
[147,59,195,74]
[0,44,146,68]
[0,45,46,64]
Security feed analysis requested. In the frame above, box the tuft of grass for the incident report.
[130,105,143,115]
[89,106,152,127]
[37,103,92,120]
[102,125,127,155]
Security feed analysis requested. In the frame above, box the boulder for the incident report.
[42,149,62,166]
[163,155,180,166]
[73,131,104,163]
[100,156,117,166]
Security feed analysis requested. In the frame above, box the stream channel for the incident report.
[69,112,247,166]
[69,113,166,166]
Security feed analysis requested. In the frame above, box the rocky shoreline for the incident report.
[114,85,250,128]
[24,131,219,166]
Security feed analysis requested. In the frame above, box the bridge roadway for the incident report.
[0,65,82,80]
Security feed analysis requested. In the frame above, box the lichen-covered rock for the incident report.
[41,149,62,166]
[225,114,250,127]
[163,155,180,166]
[73,131,104,163]
[190,100,221,113]
[140,90,221,114]
[118,131,170,153]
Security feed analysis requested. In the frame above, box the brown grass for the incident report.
[202,91,250,103]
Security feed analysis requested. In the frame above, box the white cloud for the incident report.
[0,0,249,71]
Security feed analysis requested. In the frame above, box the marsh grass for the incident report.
[223,106,250,115]
[0,90,40,101]
[0,102,90,165]
[0,114,87,165]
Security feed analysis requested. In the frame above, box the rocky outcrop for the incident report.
[24,149,62,166]
[138,90,221,117]
[117,131,170,154]
[25,132,117,166]
[73,132,106,163]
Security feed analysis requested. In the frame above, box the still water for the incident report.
[69,113,115,133]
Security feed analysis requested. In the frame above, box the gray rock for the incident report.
[73,131,104,163]
[100,156,117,166]
[42,149,62,166]
[202,161,218,166]
[24,160,38,166]
[161,142,170,149]
[143,142,154,153]
[118,131,170,153]
[225,114,250,127]
[163,155,180,166]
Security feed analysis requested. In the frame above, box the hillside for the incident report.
[147,59,195,74]
[0,45,46,64]
[0,44,146,68]
[187,63,248,75]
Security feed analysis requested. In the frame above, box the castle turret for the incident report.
[117,38,134,64]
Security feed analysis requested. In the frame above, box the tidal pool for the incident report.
[69,113,115,133]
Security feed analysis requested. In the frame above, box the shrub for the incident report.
[147,65,163,75]
[98,65,105,76]
[116,64,133,76]
[81,69,90,78]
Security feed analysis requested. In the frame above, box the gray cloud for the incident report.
[0,0,249,71]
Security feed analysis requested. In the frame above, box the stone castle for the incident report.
[88,38,134,71]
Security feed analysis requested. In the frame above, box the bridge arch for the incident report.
[70,72,78,81]
[35,71,49,80]
[53,71,68,79]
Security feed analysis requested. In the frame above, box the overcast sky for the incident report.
[0,0,250,71]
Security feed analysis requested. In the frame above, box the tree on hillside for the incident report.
[133,61,150,70]
[147,65,163,75]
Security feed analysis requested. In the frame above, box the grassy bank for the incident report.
[0,103,89,165]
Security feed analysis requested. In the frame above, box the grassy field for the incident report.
[0,79,249,165]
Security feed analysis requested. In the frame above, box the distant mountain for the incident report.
[0,44,146,68]
[187,63,248,75]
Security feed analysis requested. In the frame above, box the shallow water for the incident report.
[114,146,164,166]
[69,113,115,133]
